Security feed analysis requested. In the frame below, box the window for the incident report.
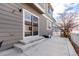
[48,5,53,17]
[23,9,38,37]
[47,20,52,30]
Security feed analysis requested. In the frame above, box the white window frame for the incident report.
[47,20,52,30]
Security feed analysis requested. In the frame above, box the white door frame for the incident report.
[23,9,39,38]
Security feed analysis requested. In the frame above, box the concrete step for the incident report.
[19,36,44,45]
[14,37,45,52]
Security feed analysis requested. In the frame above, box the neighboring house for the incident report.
[0,3,55,50]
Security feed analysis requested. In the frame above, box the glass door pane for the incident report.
[24,12,32,36]
[32,15,38,35]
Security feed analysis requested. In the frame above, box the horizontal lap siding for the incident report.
[0,3,23,50]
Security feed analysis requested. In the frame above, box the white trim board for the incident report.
[42,14,53,22]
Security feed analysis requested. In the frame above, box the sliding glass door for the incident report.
[23,9,38,37]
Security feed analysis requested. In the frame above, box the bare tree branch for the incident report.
[56,12,79,38]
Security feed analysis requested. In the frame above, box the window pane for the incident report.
[32,15,38,35]
[24,11,32,36]
[47,20,52,30]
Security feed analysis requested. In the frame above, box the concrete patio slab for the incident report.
[0,36,77,56]
[23,37,77,56]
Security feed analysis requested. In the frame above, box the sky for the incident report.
[51,0,79,21]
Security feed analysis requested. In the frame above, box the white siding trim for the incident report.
[42,14,53,22]
[33,3,45,13]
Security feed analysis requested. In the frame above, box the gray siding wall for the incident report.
[39,15,52,36]
[21,3,53,36]
[0,3,23,50]
[0,3,53,50]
